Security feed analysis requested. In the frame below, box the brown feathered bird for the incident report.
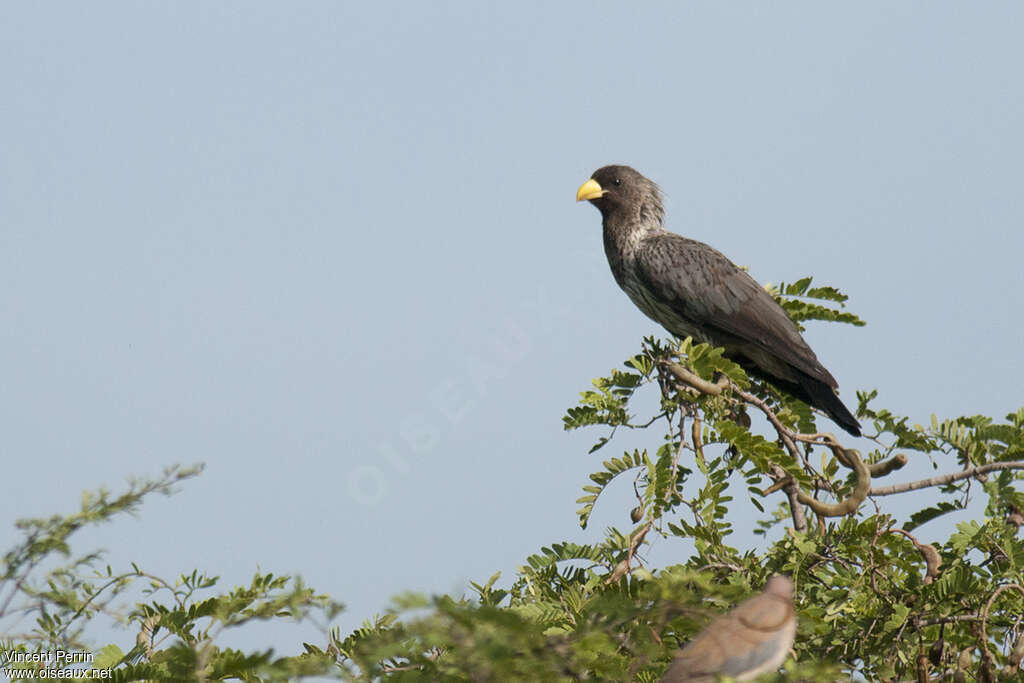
[660,575,797,682]
[576,165,860,436]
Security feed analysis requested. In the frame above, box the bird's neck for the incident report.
[601,211,661,282]
[602,211,660,257]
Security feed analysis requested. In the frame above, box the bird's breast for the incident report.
[619,276,711,345]
[605,226,713,344]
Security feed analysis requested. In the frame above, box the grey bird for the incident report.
[576,165,860,437]
[660,575,797,682]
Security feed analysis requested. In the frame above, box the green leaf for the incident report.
[93,643,125,668]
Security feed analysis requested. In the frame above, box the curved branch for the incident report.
[980,584,1024,672]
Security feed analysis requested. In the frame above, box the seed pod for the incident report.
[957,647,973,671]
[1009,633,1024,666]
[928,636,944,667]
[919,544,942,584]
[869,453,908,477]
[1006,504,1024,528]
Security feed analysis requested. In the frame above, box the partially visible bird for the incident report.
[660,575,797,682]
[576,165,861,436]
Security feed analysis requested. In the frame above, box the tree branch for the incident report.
[868,461,1024,496]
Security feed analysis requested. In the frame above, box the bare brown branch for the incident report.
[770,465,808,533]
[869,461,1024,496]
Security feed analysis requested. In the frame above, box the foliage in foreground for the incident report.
[3,277,1024,681]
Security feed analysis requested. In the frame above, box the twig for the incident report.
[605,522,653,585]
[732,385,803,464]
[917,614,982,627]
[695,562,744,574]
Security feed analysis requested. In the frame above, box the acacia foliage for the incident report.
[3,279,1024,681]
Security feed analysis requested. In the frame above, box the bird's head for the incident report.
[576,165,664,227]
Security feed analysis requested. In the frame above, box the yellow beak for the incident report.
[576,178,605,202]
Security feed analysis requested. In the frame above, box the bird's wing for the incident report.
[662,608,795,681]
[660,579,796,682]
[634,233,837,387]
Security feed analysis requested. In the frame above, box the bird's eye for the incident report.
[613,178,622,187]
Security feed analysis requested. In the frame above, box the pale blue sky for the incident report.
[3,1,1023,660]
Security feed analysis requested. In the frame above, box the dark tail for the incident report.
[798,374,861,437]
